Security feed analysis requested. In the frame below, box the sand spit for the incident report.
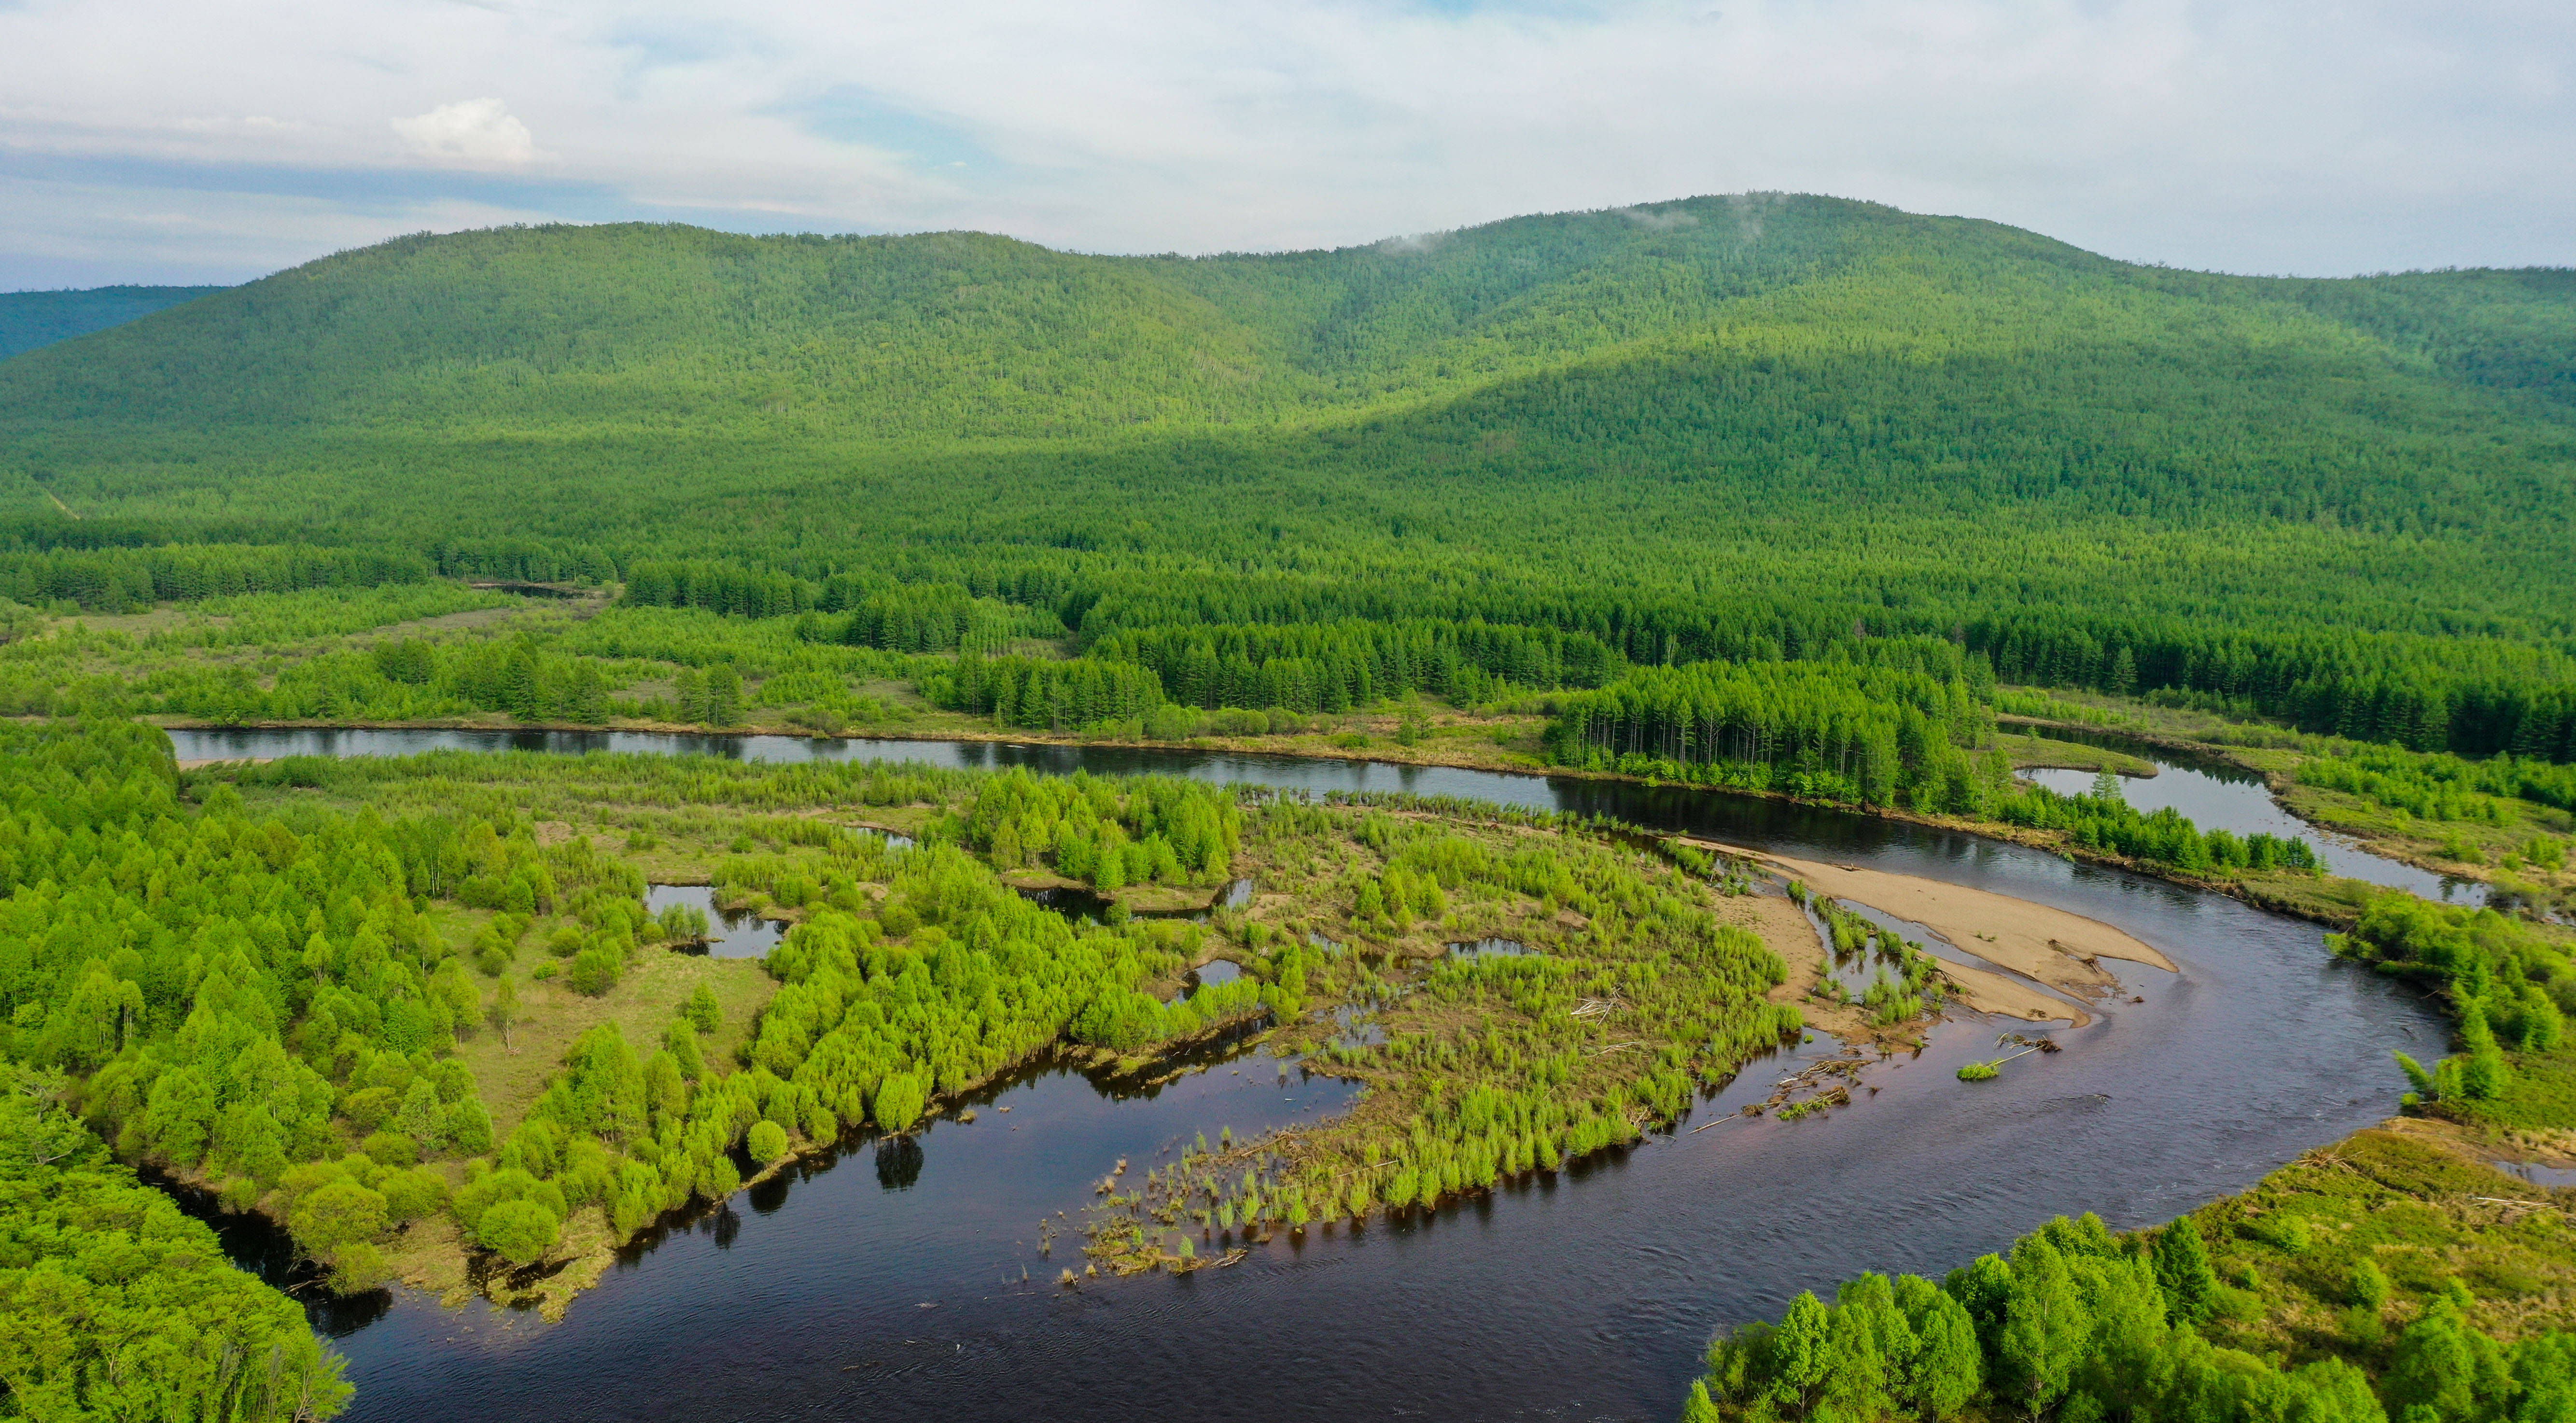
[1742,885,2086,1029]
[1691,840,2177,1025]
[1938,958,2095,1027]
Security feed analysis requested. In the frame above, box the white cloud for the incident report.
[0,0,2567,282]
[391,98,539,167]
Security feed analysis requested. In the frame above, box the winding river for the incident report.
[165,728,2445,1423]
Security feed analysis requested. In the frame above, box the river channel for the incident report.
[166,727,2446,1423]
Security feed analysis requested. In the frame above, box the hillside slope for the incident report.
[0,284,228,361]
[0,194,2569,667]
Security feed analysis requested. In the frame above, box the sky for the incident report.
[0,0,2569,289]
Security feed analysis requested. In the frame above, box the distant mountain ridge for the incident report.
[0,194,2570,646]
[0,284,229,362]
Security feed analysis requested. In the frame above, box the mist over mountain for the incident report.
[0,284,228,361]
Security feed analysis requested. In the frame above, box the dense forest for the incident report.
[0,196,2570,762]
[5,194,2576,1422]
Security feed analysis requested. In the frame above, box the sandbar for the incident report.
[1690,840,2177,1022]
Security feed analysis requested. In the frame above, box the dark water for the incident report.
[644,884,784,959]
[166,728,2444,1423]
[2016,726,2487,904]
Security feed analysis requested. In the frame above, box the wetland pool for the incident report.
[166,727,2444,1422]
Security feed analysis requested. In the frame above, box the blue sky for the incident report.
[0,0,2568,288]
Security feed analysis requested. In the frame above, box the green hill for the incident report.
[0,284,229,361]
[1,195,2571,748]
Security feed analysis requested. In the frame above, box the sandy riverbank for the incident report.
[1697,840,2177,1026]
[1735,870,2098,1029]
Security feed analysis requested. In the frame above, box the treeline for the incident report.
[1544,663,2321,873]
[0,541,433,612]
[826,582,1064,653]
[1684,1209,2522,1423]
[1974,615,2576,762]
[625,564,1065,653]
[928,652,1166,732]
[1545,660,1993,808]
[619,560,815,619]
[1993,782,2321,874]
[140,638,624,726]
[2298,744,2576,819]
[9,535,2576,771]
[1088,618,1623,713]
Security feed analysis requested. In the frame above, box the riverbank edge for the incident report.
[155,714,2385,931]
[1992,711,2540,894]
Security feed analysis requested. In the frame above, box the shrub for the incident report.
[569,946,622,996]
[873,1072,927,1132]
[747,1120,790,1163]
[476,1198,561,1266]
[381,1168,450,1223]
[289,1180,388,1249]
[330,1240,389,1293]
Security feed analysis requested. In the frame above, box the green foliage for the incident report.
[2298,744,2576,818]
[1697,1212,2392,1423]
[1549,653,1995,808]
[1083,797,1806,1265]
[1,197,2573,767]
[746,1119,789,1163]
[0,1056,350,1420]
[1692,1125,2576,1423]
[949,768,1240,886]
[475,1198,560,1267]
[1549,659,2320,874]
[2329,892,2576,1122]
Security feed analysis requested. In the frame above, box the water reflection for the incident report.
[1444,938,1537,960]
[876,1136,926,1191]
[2016,726,2486,902]
[645,884,784,958]
[160,725,2446,1423]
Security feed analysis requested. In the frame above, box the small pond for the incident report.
[645,884,785,959]
[1445,937,1538,961]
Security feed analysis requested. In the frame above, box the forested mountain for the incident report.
[0,285,229,361]
[1,195,2571,752]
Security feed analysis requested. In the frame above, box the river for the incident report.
[2016,724,2488,904]
[165,727,2445,1423]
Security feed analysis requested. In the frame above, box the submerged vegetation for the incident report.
[0,717,1832,1413]
[1082,801,1805,1268]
